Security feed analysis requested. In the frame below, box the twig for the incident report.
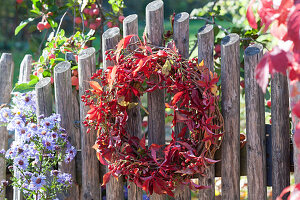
[190,16,229,34]
[55,8,69,40]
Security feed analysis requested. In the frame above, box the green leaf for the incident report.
[42,70,51,78]
[54,58,65,62]
[13,76,39,93]
[71,66,78,70]
[15,18,35,35]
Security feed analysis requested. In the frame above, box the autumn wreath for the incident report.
[82,35,224,196]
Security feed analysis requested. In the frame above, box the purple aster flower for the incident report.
[42,136,55,151]
[57,173,72,186]
[7,116,25,131]
[0,149,5,156]
[29,174,46,191]
[14,156,28,170]
[64,145,76,163]
[0,107,12,123]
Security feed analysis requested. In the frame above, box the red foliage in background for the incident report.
[247,0,300,198]
[82,35,224,196]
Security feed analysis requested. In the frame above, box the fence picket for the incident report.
[35,77,53,118]
[78,47,100,200]
[102,27,125,200]
[123,14,144,200]
[146,1,165,199]
[271,73,290,199]
[173,12,191,200]
[0,53,14,200]
[18,55,32,83]
[54,61,80,200]
[220,33,240,200]
[244,44,266,200]
[197,24,215,200]
[14,54,32,200]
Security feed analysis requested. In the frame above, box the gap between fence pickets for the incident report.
[0,53,14,200]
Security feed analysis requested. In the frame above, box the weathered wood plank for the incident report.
[271,73,290,200]
[18,54,32,83]
[197,24,215,200]
[35,77,53,118]
[173,11,191,200]
[78,47,100,200]
[102,27,124,200]
[102,27,120,70]
[0,53,14,200]
[198,24,214,72]
[54,61,80,200]
[244,44,266,200]
[146,1,165,200]
[220,33,240,200]
[123,14,144,200]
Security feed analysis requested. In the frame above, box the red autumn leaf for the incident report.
[287,5,300,60]
[246,0,257,29]
[149,144,163,164]
[108,65,117,91]
[139,135,146,150]
[89,81,102,92]
[172,91,184,105]
[269,47,289,74]
[157,50,168,57]
[178,126,188,138]
[204,157,220,164]
[102,171,112,186]
[97,152,108,165]
[123,35,136,49]
[133,56,152,77]
[293,101,300,118]
[190,181,210,190]
[255,54,269,93]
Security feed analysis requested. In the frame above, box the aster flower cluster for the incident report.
[0,91,76,200]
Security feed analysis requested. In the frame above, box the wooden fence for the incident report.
[0,0,292,200]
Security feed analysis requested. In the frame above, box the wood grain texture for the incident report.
[173,12,189,58]
[198,24,214,72]
[54,61,80,200]
[123,14,143,200]
[35,77,53,118]
[78,48,101,200]
[244,44,266,200]
[18,54,32,83]
[271,73,290,200]
[197,24,215,200]
[220,33,240,200]
[173,11,191,200]
[146,1,165,200]
[0,53,14,200]
[102,27,124,200]
[102,27,120,70]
